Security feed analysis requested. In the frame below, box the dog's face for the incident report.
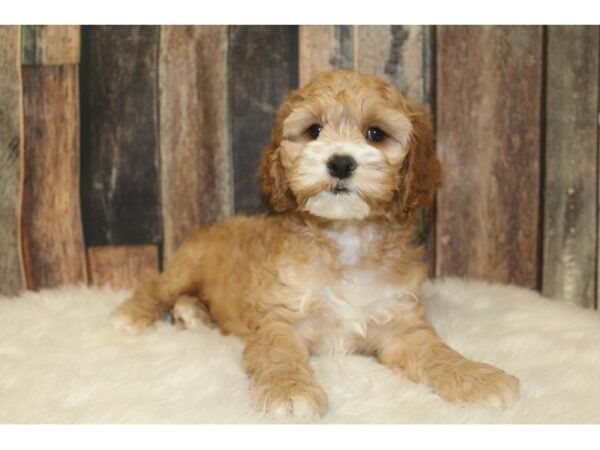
[260,70,441,221]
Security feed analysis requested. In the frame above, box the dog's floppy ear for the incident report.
[259,90,305,212]
[396,100,442,221]
[259,139,296,212]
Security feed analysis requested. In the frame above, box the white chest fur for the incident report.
[290,223,420,354]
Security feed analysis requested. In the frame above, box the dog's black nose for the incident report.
[327,155,357,179]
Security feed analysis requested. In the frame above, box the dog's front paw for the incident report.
[110,302,158,335]
[253,374,328,421]
[430,359,520,408]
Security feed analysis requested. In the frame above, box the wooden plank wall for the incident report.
[542,26,599,308]
[159,26,233,263]
[0,25,599,312]
[0,26,25,296]
[20,26,88,289]
[21,64,87,288]
[229,26,299,215]
[436,26,543,289]
[80,26,161,247]
[79,26,161,287]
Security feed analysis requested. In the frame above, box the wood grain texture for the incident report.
[435,26,543,289]
[0,26,25,296]
[22,25,80,65]
[87,245,158,290]
[543,26,599,308]
[299,25,354,86]
[21,65,87,289]
[80,26,161,246]
[159,26,233,263]
[355,25,432,103]
[229,26,299,215]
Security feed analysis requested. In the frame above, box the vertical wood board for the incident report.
[229,26,299,215]
[0,26,25,296]
[21,65,87,288]
[543,26,599,308]
[159,25,233,263]
[435,26,543,288]
[299,25,354,86]
[355,25,432,103]
[80,25,161,246]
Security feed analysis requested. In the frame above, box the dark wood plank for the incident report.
[159,26,233,263]
[435,26,543,289]
[0,26,25,296]
[80,26,161,246]
[299,25,353,86]
[543,26,599,308]
[22,26,80,65]
[87,245,159,290]
[21,65,87,288]
[229,25,299,215]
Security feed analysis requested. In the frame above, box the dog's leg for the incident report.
[371,305,519,407]
[111,251,198,334]
[243,321,328,420]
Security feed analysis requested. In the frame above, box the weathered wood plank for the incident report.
[87,245,159,290]
[21,65,87,288]
[0,26,25,296]
[355,25,432,103]
[159,26,233,263]
[22,25,80,65]
[229,26,299,215]
[435,26,543,289]
[543,26,599,308]
[299,25,353,86]
[80,26,161,246]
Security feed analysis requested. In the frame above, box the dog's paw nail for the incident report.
[255,379,328,421]
[269,397,322,421]
[487,375,520,408]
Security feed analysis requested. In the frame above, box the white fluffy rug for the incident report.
[1,277,600,424]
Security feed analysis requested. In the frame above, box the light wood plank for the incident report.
[159,26,233,263]
[543,26,599,308]
[21,65,87,288]
[22,25,80,65]
[355,25,432,103]
[87,245,159,290]
[0,26,25,296]
[80,26,161,246]
[435,26,543,289]
[299,25,353,86]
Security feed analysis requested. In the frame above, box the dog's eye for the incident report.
[306,124,322,140]
[366,127,386,142]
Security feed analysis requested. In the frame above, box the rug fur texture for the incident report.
[1,277,599,424]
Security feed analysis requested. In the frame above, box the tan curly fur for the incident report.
[111,70,519,420]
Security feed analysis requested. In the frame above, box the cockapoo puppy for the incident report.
[112,70,519,420]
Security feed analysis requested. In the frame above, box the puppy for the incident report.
[112,70,519,420]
